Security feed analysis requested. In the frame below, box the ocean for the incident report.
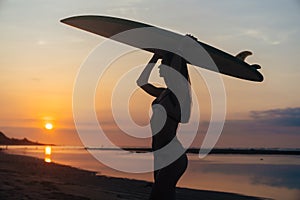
[3,145,300,200]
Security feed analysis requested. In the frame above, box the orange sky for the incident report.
[0,1,299,148]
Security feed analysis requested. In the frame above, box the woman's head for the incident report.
[160,52,190,83]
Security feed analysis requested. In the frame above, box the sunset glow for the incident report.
[0,1,299,148]
[45,123,53,130]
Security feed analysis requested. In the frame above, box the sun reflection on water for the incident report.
[44,157,51,163]
[44,146,52,163]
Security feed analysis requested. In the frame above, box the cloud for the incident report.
[215,27,295,46]
[250,107,300,127]
[105,0,148,17]
[242,29,281,45]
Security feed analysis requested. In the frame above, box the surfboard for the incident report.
[61,15,263,82]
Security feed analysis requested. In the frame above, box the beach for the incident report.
[0,151,266,200]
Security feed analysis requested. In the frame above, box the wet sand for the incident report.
[0,151,268,200]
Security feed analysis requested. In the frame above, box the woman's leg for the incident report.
[149,154,188,200]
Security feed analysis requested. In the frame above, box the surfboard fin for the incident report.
[236,51,253,61]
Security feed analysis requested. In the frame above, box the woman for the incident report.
[137,52,192,200]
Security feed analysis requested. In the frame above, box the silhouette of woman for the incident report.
[137,51,191,200]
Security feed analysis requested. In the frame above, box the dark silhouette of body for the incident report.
[137,52,191,200]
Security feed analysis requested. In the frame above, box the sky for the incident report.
[0,0,299,148]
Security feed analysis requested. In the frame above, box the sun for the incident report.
[45,123,53,130]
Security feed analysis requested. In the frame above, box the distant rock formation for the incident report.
[0,131,43,145]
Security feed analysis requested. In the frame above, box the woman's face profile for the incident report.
[158,63,169,78]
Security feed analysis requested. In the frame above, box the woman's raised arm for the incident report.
[136,54,164,97]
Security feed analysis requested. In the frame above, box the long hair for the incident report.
[162,52,191,123]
